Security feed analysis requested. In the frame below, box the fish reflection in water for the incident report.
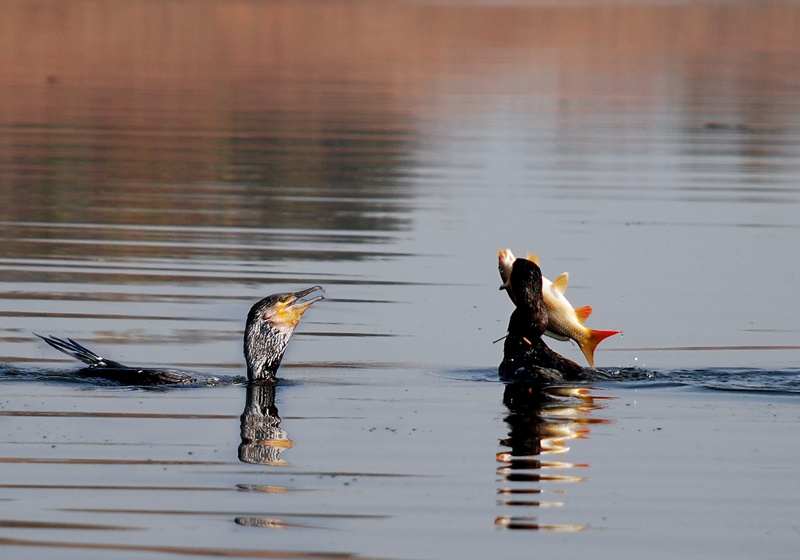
[496,383,610,531]
[239,382,294,466]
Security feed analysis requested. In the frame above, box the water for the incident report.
[2,0,800,558]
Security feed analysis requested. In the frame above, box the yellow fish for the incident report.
[498,249,620,369]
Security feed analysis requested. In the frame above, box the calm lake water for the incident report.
[2,1,800,558]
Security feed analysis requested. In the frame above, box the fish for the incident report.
[498,249,620,368]
[498,248,516,296]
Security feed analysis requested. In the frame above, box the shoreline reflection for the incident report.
[495,384,610,531]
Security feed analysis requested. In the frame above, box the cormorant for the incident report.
[36,286,325,385]
[499,259,588,383]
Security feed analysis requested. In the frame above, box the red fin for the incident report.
[574,306,592,325]
[578,329,621,369]
[526,252,540,266]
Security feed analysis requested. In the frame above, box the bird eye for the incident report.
[279,297,287,303]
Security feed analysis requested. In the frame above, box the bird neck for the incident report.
[244,321,294,381]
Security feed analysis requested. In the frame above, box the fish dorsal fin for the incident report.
[552,272,569,294]
[526,252,540,266]
[574,305,592,324]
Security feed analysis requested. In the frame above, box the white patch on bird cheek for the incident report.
[262,306,278,321]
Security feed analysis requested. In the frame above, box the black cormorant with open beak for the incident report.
[244,286,325,381]
[36,286,325,385]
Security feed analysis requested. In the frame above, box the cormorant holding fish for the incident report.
[499,258,590,383]
[37,286,325,386]
[499,249,620,369]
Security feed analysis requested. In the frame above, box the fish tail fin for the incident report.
[578,329,621,369]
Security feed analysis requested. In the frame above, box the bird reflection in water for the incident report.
[236,382,302,530]
[238,382,294,466]
[495,383,610,531]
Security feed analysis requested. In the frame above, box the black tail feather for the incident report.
[33,333,219,386]
[35,334,125,369]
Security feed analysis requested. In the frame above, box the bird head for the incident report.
[255,286,325,329]
[244,286,325,381]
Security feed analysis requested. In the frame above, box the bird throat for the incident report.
[245,322,294,381]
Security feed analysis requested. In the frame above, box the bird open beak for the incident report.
[276,286,325,326]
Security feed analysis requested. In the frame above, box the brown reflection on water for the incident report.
[1,0,417,238]
[0,520,135,531]
[496,384,610,531]
[2,0,799,237]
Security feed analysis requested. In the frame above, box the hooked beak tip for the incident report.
[288,286,325,309]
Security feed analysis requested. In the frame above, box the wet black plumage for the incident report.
[499,259,587,383]
[37,286,324,385]
[35,334,203,385]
